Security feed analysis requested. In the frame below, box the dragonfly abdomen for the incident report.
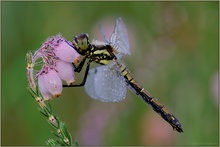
[117,62,183,132]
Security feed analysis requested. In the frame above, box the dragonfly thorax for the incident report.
[87,45,115,65]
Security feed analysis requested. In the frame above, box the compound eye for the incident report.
[75,33,89,50]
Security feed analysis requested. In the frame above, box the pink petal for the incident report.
[44,69,62,97]
[54,40,80,63]
[55,59,75,85]
[38,73,53,100]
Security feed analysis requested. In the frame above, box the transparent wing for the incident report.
[84,67,100,100]
[84,64,127,102]
[110,17,130,55]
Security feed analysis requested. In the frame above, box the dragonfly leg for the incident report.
[73,56,87,73]
[63,61,90,87]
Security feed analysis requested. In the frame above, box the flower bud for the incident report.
[38,73,53,100]
[55,59,75,85]
[44,69,62,98]
[54,40,80,63]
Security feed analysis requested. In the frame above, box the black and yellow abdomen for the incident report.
[117,62,183,132]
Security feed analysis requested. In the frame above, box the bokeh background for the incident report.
[2,1,218,146]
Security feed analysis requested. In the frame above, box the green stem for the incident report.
[26,52,78,146]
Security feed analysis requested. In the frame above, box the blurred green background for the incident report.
[2,1,218,146]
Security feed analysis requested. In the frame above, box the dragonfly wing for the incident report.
[110,17,130,55]
[84,65,127,102]
[84,67,100,100]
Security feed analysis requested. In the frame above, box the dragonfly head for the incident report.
[74,33,90,53]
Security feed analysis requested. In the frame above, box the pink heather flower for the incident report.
[54,39,80,63]
[43,69,63,98]
[55,59,75,85]
[38,73,53,100]
[32,34,81,100]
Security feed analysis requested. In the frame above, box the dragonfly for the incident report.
[64,17,183,132]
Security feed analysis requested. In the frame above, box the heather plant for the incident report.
[26,34,79,146]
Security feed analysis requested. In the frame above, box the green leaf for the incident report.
[59,122,68,138]
[56,139,68,146]
[27,86,37,99]
[45,102,52,114]
[61,122,68,136]
[51,131,62,139]
[54,116,61,128]
[74,141,79,146]
[35,84,39,95]
[38,107,48,117]
[66,132,73,146]
[46,138,60,146]
[43,105,52,117]
[47,118,58,130]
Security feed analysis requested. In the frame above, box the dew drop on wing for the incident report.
[85,63,127,102]
[84,67,100,100]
